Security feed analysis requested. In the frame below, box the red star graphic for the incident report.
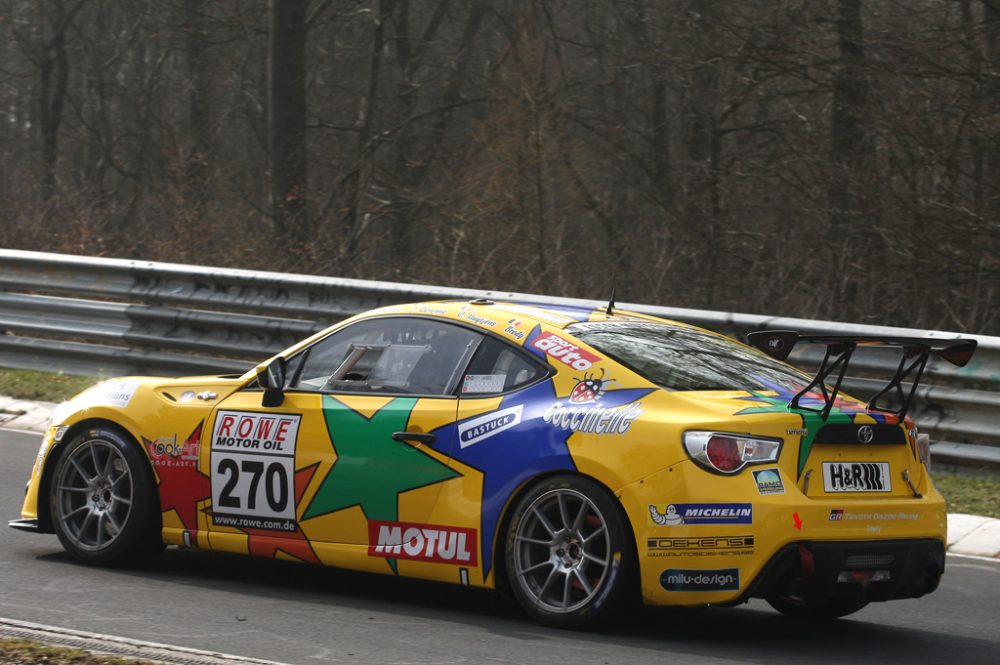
[143,422,210,547]
[242,463,321,565]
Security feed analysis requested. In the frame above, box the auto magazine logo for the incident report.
[210,411,301,532]
[530,331,600,371]
[648,503,753,526]
[660,568,740,592]
[647,535,754,558]
[368,521,478,565]
[752,469,785,495]
[458,405,523,448]
[822,462,891,492]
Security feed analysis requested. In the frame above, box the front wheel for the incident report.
[504,475,635,628]
[49,427,161,565]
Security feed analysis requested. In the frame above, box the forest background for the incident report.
[1,0,998,335]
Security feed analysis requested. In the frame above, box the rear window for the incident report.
[567,322,810,392]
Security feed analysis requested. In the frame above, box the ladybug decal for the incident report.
[570,369,614,404]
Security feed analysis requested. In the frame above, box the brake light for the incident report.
[683,431,783,474]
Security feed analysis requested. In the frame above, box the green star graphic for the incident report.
[736,393,853,478]
[302,395,460,571]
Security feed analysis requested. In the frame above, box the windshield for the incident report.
[568,322,810,392]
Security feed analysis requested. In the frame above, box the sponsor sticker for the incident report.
[648,503,753,526]
[543,401,642,435]
[461,374,507,394]
[647,535,754,558]
[829,509,918,523]
[752,468,785,495]
[458,405,523,448]
[530,331,600,371]
[147,432,200,469]
[504,318,527,341]
[569,369,615,404]
[210,411,301,532]
[660,568,740,592]
[96,380,139,407]
[822,462,891,493]
[457,307,498,328]
[368,520,478,565]
[786,428,809,436]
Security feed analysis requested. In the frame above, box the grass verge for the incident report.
[0,368,96,403]
[934,473,1000,520]
[0,638,151,665]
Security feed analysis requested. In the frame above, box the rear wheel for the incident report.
[50,427,161,565]
[505,475,634,628]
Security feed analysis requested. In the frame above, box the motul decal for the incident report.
[368,521,478,566]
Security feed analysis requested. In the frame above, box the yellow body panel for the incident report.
[21,299,947,609]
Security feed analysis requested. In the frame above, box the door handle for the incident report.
[392,431,436,445]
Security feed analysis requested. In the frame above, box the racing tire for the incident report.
[49,426,162,565]
[766,592,870,620]
[504,475,635,628]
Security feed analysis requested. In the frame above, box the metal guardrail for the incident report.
[1,249,998,473]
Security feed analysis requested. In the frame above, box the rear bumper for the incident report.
[739,537,945,604]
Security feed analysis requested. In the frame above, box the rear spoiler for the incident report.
[746,330,977,420]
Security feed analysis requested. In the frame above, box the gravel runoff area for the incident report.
[4,396,999,561]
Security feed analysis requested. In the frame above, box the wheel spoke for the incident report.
[58,485,88,493]
[557,492,571,531]
[75,511,96,545]
[516,535,552,546]
[538,565,561,598]
[532,506,559,538]
[70,457,94,484]
[519,559,555,576]
[106,510,123,537]
[582,524,607,544]
[90,445,102,477]
[561,570,572,608]
[102,447,117,478]
[111,469,129,487]
[573,568,594,596]
[60,504,89,522]
[94,512,106,548]
[111,493,131,506]
[571,500,587,532]
[582,551,608,566]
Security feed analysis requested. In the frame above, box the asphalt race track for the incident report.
[3,427,999,665]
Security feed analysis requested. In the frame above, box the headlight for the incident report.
[683,431,783,474]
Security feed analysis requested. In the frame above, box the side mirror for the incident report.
[259,357,287,407]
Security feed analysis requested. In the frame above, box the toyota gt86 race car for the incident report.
[10,299,976,627]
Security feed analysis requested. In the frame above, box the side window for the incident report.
[289,317,482,396]
[459,336,547,396]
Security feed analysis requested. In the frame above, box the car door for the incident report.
[205,316,482,561]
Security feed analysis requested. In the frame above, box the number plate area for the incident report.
[210,410,302,532]
[822,461,892,493]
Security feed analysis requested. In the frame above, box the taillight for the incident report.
[683,431,783,474]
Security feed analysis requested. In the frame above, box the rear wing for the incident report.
[746,330,977,420]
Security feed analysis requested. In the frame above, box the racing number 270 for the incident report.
[216,458,289,512]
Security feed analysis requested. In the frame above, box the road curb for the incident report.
[4,396,999,559]
[0,617,290,665]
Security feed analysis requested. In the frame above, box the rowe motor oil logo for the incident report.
[368,521,478,565]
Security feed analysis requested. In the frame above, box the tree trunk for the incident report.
[269,0,309,244]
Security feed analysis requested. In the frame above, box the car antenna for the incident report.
[605,282,616,316]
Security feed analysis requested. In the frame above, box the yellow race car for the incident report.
[10,299,976,627]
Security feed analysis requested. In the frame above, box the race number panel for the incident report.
[210,411,301,532]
